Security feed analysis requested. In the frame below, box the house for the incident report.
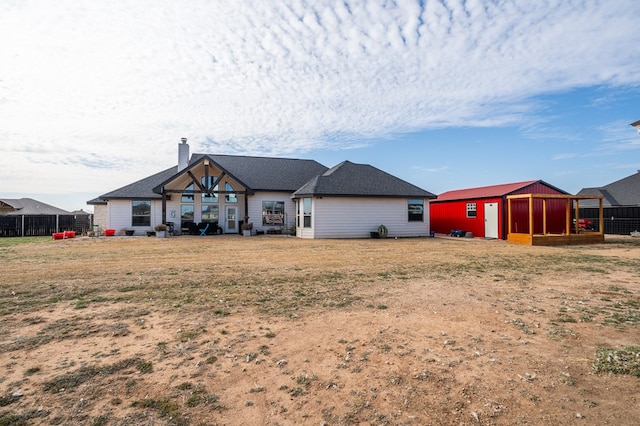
[577,170,640,235]
[0,198,73,237]
[88,139,436,238]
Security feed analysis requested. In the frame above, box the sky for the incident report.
[1,0,640,212]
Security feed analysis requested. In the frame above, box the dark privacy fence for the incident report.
[579,207,640,235]
[0,214,92,237]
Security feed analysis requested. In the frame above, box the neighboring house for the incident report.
[430,180,570,240]
[0,198,73,237]
[88,139,436,238]
[577,170,640,234]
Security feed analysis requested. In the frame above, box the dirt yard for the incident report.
[1,234,639,425]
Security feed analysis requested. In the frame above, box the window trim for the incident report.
[466,202,477,218]
[132,200,151,227]
[408,199,424,222]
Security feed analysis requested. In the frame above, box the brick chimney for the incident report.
[178,137,189,171]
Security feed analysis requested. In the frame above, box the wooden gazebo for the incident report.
[506,194,604,246]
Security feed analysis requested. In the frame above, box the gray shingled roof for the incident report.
[577,171,640,207]
[188,154,329,192]
[293,161,436,198]
[91,155,434,202]
[0,198,70,215]
[95,167,178,201]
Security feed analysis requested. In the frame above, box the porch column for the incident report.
[162,190,167,225]
[542,199,547,235]
[528,195,533,237]
[598,197,604,234]
[565,198,571,235]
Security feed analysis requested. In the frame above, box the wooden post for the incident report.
[565,198,571,235]
[528,195,534,237]
[542,199,547,235]
[599,197,604,234]
[161,191,167,226]
[575,199,580,234]
[507,198,512,234]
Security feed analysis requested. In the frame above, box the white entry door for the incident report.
[225,206,238,234]
[484,202,499,239]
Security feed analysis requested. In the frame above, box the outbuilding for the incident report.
[429,180,570,240]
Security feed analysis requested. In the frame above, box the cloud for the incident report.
[1,0,640,203]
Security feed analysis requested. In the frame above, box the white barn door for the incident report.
[484,202,499,239]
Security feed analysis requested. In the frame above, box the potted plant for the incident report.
[154,223,167,238]
[288,225,296,236]
[241,217,253,236]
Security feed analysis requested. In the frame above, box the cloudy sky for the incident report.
[1,0,639,211]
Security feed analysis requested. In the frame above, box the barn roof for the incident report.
[577,170,640,207]
[293,161,437,198]
[434,180,567,202]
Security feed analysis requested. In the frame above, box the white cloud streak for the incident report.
[1,0,640,203]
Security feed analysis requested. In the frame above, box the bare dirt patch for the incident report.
[1,235,639,425]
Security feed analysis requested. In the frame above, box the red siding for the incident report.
[430,197,503,238]
[430,181,569,239]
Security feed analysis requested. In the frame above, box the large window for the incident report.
[181,205,194,225]
[202,176,218,203]
[303,198,312,228]
[466,203,477,218]
[225,183,237,203]
[201,204,219,223]
[408,199,424,222]
[181,183,194,203]
[262,201,285,225]
[132,201,151,226]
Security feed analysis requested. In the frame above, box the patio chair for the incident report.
[199,223,209,236]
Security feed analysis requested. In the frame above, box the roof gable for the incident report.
[190,154,329,191]
[293,161,436,198]
[435,180,568,202]
[577,171,640,207]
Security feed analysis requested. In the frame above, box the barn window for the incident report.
[262,201,285,225]
[466,203,477,218]
[132,201,151,226]
[408,199,424,222]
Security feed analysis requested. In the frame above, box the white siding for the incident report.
[106,200,164,234]
[310,197,430,239]
[247,192,296,233]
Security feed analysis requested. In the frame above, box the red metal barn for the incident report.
[430,180,569,239]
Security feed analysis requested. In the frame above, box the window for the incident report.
[201,204,219,223]
[225,183,237,203]
[132,201,151,226]
[181,183,194,203]
[466,203,477,218]
[181,205,194,225]
[262,201,285,225]
[202,176,218,202]
[408,199,424,222]
[303,198,312,228]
